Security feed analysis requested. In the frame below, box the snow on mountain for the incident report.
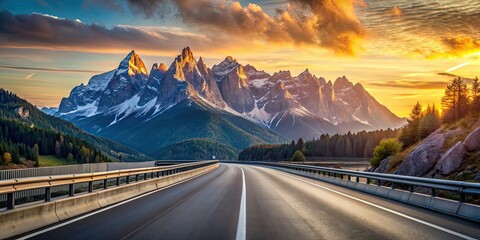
[56,47,405,145]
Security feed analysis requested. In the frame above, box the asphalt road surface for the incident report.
[20,164,480,240]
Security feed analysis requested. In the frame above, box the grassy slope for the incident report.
[38,155,77,167]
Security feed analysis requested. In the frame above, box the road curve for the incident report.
[20,164,480,240]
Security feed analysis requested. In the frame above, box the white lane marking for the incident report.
[18,169,214,240]
[276,171,477,240]
[236,166,246,240]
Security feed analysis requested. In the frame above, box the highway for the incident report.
[19,164,480,240]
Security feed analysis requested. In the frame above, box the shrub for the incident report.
[291,150,305,162]
[371,138,402,167]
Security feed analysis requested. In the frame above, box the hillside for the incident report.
[374,112,480,183]
[0,88,151,162]
[80,98,286,157]
[0,118,111,167]
[154,138,238,160]
[371,76,480,183]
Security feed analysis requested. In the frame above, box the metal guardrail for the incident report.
[242,161,480,203]
[0,160,218,210]
[0,161,158,201]
[280,157,370,162]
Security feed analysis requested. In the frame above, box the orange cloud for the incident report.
[428,37,480,59]
[128,0,366,55]
[389,6,401,16]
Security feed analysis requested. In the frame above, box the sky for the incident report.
[0,0,479,117]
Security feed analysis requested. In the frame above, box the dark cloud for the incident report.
[127,0,366,55]
[0,10,224,54]
[369,80,447,89]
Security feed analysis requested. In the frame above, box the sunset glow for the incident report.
[1,0,479,117]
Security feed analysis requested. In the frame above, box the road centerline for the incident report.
[276,170,477,240]
[236,166,246,240]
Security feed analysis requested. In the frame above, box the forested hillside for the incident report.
[0,118,110,166]
[239,128,400,161]
[0,88,151,167]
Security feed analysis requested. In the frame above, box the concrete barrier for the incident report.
[97,180,156,207]
[0,163,219,239]
[457,203,480,222]
[0,202,58,238]
[429,198,460,215]
[55,193,101,221]
[387,189,410,203]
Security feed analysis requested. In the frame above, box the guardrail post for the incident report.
[151,172,154,178]
[409,185,414,192]
[69,184,74,196]
[366,178,370,184]
[431,188,436,197]
[347,175,351,181]
[144,173,147,180]
[116,177,120,186]
[459,192,466,203]
[126,176,130,184]
[104,179,108,189]
[377,180,382,186]
[88,181,93,193]
[356,176,359,183]
[391,182,396,189]
[45,187,51,202]
[135,174,139,182]
[7,192,14,209]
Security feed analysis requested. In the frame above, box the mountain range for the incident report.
[48,47,405,159]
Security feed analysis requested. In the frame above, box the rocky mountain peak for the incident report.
[334,76,353,89]
[212,56,240,78]
[116,50,148,78]
[151,63,168,73]
[270,70,292,83]
[297,69,316,81]
[224,56,236,63]
[171,47,198,81]
[181,46,194,62]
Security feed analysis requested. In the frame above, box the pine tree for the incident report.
[442,77,469,122]
[399,102,423,147]
[472,76,480,111]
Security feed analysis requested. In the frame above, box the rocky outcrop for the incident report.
[374,156,391,173]
[464,127,480,152]
[395,130,446,176]
[212,57,254,113]
[432,141,466,177]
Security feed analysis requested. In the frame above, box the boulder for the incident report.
[433,141,466,176]
[464,127,480,152]
[395,131,445,176]
[374,156,391,173]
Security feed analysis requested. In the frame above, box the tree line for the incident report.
[0,118,111,166]
[238,129,400,161]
